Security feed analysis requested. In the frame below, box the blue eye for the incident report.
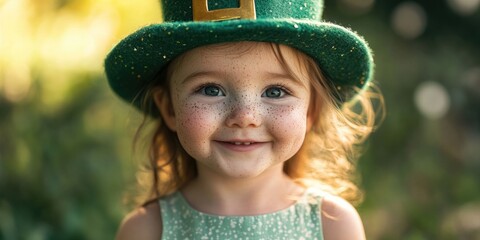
[262,87,286,98]
[200,85,225,96]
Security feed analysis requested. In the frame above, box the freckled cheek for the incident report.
[266,105,308,144]
[174,102,224,152]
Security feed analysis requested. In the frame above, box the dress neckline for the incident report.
[173,190,315,218]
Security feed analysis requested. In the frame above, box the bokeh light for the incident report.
[391,1,427,39]
[447,0,480,16]
[463,67,480,95]
[338,0,375,14]
[414,81,451,120]
[462,132,480,165]
[443,203,480,238]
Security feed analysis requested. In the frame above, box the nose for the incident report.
[225,98,262,128]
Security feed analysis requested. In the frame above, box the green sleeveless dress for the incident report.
[159,191,324,239]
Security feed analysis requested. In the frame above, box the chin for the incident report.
[216,162,281,180]
[222,169,265,179]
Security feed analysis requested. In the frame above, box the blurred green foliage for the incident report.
[1,0,480,239]
[325,1,480,239]
[0,74,137,239]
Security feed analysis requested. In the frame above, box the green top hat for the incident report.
[105,0,374,113]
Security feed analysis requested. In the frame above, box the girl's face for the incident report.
[158,42,312,179]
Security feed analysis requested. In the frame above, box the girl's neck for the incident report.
[180,165,304,216]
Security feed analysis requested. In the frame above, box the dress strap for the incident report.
[303,188,327,240]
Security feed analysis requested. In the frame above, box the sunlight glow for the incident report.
[0,0,160,106]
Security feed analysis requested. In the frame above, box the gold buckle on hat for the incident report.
[193,0,256,21]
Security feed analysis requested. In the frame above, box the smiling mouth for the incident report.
[231,142,254,146]
[223,140,264,145]
[215,140,265,151]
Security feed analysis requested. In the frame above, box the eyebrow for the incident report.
[263,72,308,89]
[180,70,308,89]
[264,72,292,80]
[180,71,225,85]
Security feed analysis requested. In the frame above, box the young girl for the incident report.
[105,0,382,239]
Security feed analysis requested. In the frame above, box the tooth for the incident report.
[234,142,241,145]
[244,142,251,145]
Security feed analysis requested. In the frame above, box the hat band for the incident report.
[193,0,257,21]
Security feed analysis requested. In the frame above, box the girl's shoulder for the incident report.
[115,200,162,240]
[320,195,366,240]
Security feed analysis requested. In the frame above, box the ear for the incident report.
[153,88,177,131]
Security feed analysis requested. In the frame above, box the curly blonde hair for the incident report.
[133,42,384,206]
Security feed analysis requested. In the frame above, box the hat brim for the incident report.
[105,19,373,112]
